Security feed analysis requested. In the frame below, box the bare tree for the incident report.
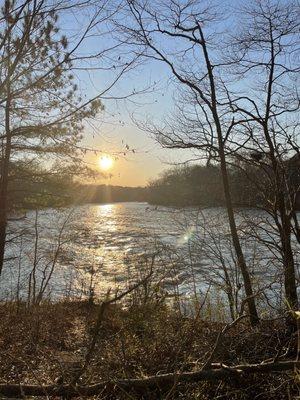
[114,0,259,325]
[228,0,299,325]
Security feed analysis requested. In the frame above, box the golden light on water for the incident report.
[99,155,114,171]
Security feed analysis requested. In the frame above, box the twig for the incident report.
[202,314,248,370]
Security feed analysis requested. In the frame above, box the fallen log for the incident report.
[0,360,298,398]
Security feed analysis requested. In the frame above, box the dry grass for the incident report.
[0,300,298,399]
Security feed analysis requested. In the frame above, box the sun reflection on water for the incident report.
[96,203,115,217]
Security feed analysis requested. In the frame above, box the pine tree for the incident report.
[0,0,103,276]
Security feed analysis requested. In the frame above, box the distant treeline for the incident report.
[8,158,300,211]
[84,184,147,204]
[148,165,224,207]
[147,159,300,208]
[7,161,148,211]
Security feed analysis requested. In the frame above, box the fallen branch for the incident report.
[0,360,298,398]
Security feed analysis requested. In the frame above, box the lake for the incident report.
[0,202,297,305]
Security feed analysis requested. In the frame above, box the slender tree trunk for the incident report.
[281,222,298,309]
[0,94,11,277]
[218,141,259,325]
[262,25,298,326]
[198,25,259,325]
[271,159,298,324]
[0,21,13,278]
[262,58,298,326]
[269,159,298,329]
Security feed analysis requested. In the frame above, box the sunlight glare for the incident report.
[99,155,114,171]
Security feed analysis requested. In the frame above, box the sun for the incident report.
[99,155,114,171]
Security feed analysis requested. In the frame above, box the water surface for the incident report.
[1,202,297,304]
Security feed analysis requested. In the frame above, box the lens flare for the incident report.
[178,226,196,245]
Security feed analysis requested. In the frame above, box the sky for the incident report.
[82,79,193,187]
[62,0,243,187]
[78,47,194,187]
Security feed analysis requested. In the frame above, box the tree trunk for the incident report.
[262,27,298,327]
[262,125,298,328]
[0,95,11,277]
[197,25,259,326]
[278,198,298,330]
[218,142,259,325]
